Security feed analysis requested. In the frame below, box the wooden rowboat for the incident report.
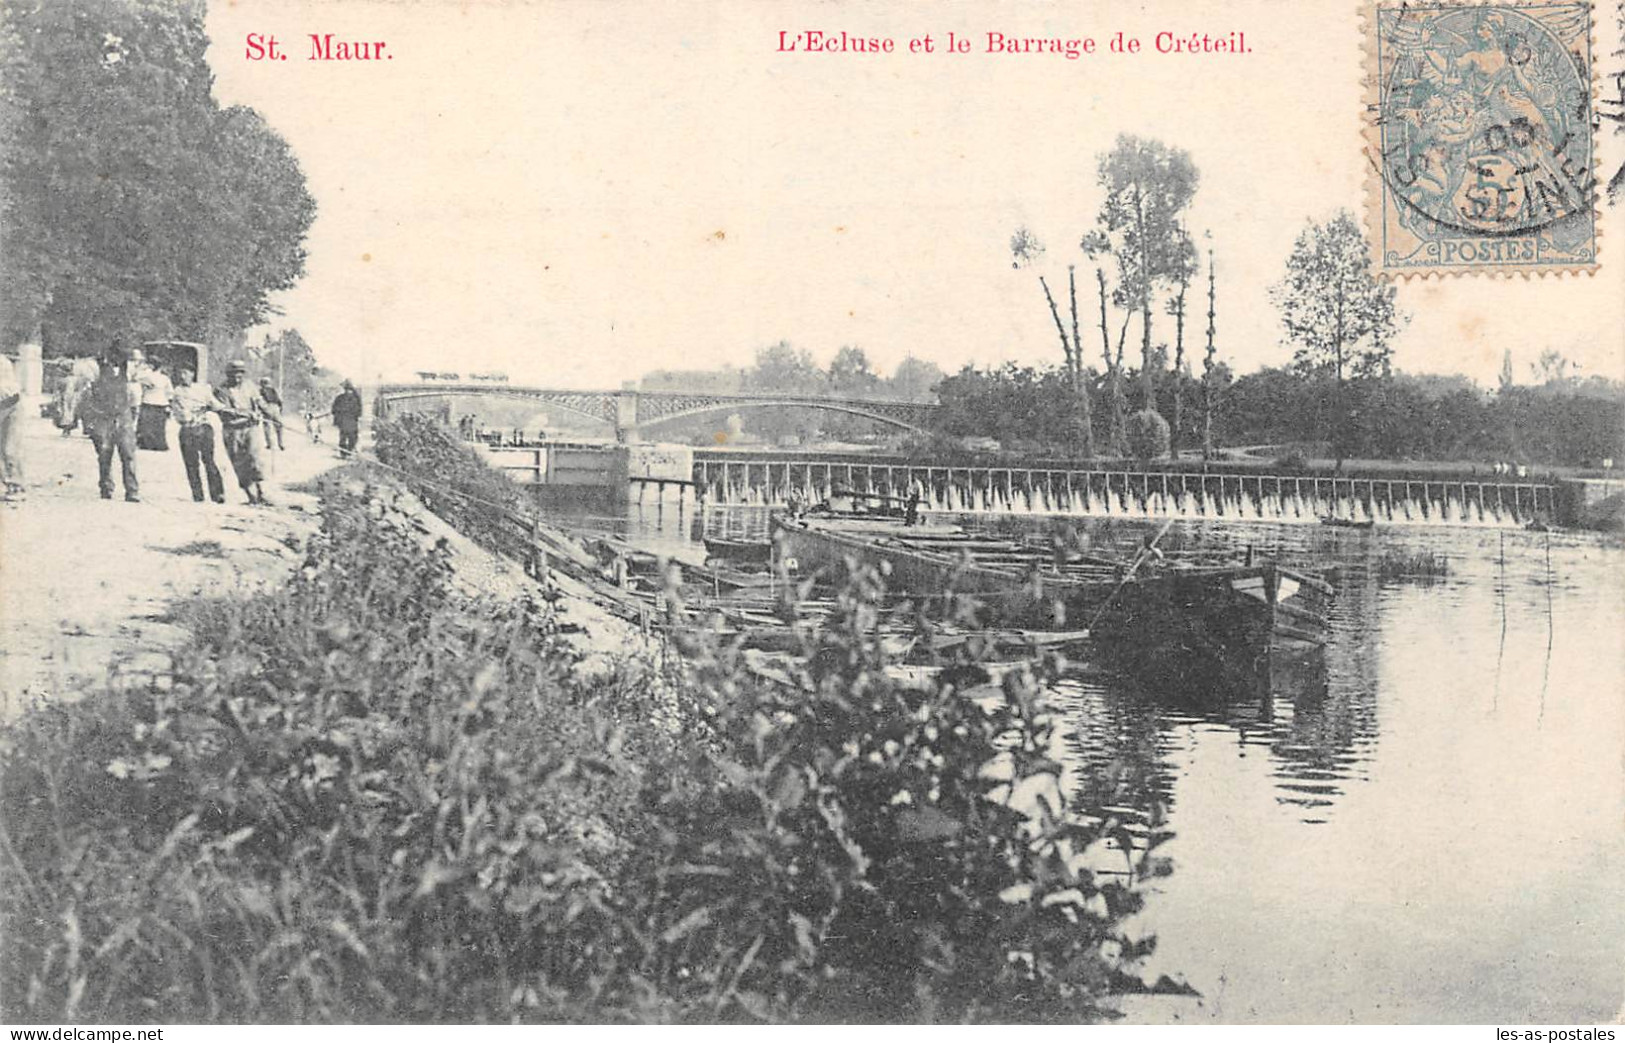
[702,535,774,565]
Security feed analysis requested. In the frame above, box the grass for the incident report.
[1373,548,1451,580]
[1,428,1177,1024]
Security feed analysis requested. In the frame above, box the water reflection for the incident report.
[546,495,1625,1021]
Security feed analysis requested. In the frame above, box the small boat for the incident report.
[1320,516,1376,530]
[702,535,774,565]
[775,515,1335,696]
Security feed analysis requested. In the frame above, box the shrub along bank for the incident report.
[1,444,1175,1023]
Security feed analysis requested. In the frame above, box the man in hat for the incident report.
[258,376,285,451]
[169,365,225,504]
[81,340,140,502]
[331,379,363,453]
[215,361,269,505]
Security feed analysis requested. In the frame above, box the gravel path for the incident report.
[1,398,659,721]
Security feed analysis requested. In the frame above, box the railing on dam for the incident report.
[693,456,1560,527]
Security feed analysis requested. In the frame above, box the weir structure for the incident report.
[692,453,1565,527]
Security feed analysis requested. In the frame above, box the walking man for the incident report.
[82,340,140,502]
[331,379,362,453]
[169,366,225,504]
[216,361,269,505]
[258,377,285,450]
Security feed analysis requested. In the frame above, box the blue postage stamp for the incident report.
[1365,0,1597,275]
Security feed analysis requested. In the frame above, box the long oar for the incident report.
[1085,517,1177,632]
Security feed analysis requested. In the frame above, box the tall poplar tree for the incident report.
[1092,136,1199,415]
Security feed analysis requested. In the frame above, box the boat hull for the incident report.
[703,537,774,565]
[776,517,1334,696]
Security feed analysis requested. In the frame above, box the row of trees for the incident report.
[1224,367,1622,468]
[934,360,1623,469]
[1,0,314,356]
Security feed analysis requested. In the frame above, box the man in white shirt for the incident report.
[168,366,225,504]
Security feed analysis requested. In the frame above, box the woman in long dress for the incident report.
[133,354,172,451]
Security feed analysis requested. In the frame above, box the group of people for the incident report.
[67,342,274,504]
[54,339,367,506]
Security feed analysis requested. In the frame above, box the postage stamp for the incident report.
[1363,0,1598,276]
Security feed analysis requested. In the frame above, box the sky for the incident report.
[204,0,1625,389]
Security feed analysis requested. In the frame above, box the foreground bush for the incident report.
[2,477,1172,1023]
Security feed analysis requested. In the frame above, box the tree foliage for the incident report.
[935,363,1094,454]
[1218,367,1622,467]
[827,344,880,394]
[1126,408,1171,463]
[890,356,944,403]
[1270,212,1400,381]
[1269,212,1403,468]
[1091,136,1199,409]
[743,340,824,395]
[0,0,315,355]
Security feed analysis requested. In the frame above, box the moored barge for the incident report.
[775,515,1335,694]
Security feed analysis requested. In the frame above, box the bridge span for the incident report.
[372,382,937,441]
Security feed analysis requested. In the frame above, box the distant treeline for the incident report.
[933,363,1624,468]
[642,341,943,444]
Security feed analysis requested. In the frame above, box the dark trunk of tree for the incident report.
[1096,269,1129,457]
[1202,251,1217,462]
[1333,295,1346,474]
[1135,191,1155,411]
[1068,267,1094,458]
[1038,275,1072,373]
[1170,285,1186,458]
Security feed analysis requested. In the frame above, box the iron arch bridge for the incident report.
[372,383,938,440]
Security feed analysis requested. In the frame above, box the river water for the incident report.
[563,495,1625,1023]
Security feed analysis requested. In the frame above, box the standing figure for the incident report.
[133,353,172,451]
[0,354,22,500]
[331,380,363,453]
[169,366,225,504]
[55,356,99,435]
[82,341,140,502]
[216,361,269,505]
[258,377,285,451]
[304,393,323,443]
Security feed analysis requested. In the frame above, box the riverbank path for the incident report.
[0,397,341,720]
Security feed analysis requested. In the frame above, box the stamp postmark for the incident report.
[1364,0,1598,276]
